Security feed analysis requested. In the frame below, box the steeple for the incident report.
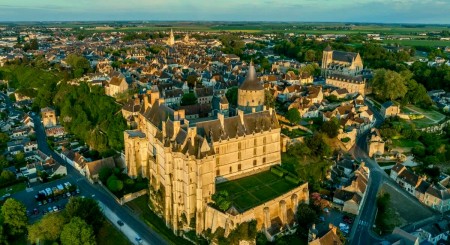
[167,29,175,46]
[239,60,262,91]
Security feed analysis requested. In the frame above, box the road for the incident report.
[348,99,436,245]
[31,114,167,245]
[348,99,386,245]
[1,92,167,245]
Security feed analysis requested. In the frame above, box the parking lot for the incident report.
[316,208,354,237]
[11,176,86,223]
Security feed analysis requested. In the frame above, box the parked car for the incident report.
[47,207,53,213]
[343,215,353,224]
[117,220,124,226]
[53,206,58,212]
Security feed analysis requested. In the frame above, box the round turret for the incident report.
[237,62,265,113]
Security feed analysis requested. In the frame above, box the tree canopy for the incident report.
[321,117,340,138]
[28,213,66,243]
[286,108,301,125]
[225,87,238,107]
[1,198,28,236]
[180,92,197,106]
[64,197,104,234]
[60,217,96,245]
[65,54,91,78]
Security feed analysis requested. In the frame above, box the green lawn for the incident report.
[97,220,132,245]
[126,195,191,245]
[391,138,423,148]
[216,171,298,212]
[0,182,26,197]
[403,105,446,122]
[281,128,311,138]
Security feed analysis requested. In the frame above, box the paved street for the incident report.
[1,92,167,245]
[348,100,437,245]
[31,113,167,245]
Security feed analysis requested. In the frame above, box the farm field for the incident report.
[382,39,450,47]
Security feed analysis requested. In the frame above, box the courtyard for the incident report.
[215,170,299,212]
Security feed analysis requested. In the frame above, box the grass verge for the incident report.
[97,220,132,245]
[126,195,192,245]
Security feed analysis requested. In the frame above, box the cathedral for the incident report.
[124,63,308,237]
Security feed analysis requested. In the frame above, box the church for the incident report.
[124,63,309,239]
[322,45,367,95]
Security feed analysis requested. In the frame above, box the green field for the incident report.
[216,170,298,212]
[0,182,26,197]
[382,39,450,47]
[391,138,423,149]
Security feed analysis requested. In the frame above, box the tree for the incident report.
[0,155,8,170]
[28,213,66,243]
[107,175,124,192]
[65,54,91,78]
[186,75,198,88]
[321,117,340,138]
[180,92,197,106]
[287,142,312,161]
[1,199,27,235]
[98,167,113,184]
[0,132,9,149]
[60,217,96,245]
[212,190,231,212]
[305,50,316,62]
[286,108,301,125]
[296,203,317,236]
[371,69,408,102]
[0,170,16,183]
[264,90,275,108]
[64,197,104,234]
[225,87,238,107]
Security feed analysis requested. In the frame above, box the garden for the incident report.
[99,167,148,198]
[215,170,301,212]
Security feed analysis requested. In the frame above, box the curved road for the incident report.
[1,93,167,245]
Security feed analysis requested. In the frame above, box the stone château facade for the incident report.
[124,65,309,237]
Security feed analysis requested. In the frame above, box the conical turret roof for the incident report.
[239,61,263,91]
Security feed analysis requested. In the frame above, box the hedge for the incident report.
[285,175,301,185]
[270,167,284,177]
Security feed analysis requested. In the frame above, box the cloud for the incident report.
[0,0,448,23]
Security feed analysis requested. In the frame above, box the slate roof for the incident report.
[239,63,263,91]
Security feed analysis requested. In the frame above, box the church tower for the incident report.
[167,29,175,46]
[237,61,265,114]
[321,45,333,76]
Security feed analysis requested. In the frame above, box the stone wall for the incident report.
[203,183,309,240]
[418,119,450,134]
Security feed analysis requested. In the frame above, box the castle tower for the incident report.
[321,44,333,76]
[237,61,265,114]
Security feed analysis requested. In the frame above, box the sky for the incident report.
[0,0,449,24]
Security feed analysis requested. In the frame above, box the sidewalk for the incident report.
[98,201,148,245]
